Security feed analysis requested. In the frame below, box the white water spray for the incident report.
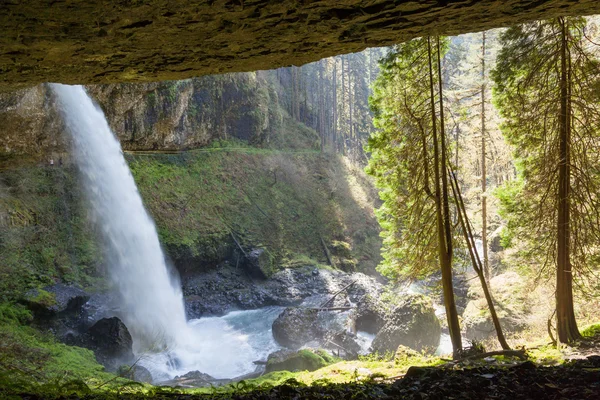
[51,84,189,352]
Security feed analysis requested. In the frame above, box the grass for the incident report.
[0,303,128,397]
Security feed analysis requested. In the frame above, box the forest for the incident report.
[1,13,600,400]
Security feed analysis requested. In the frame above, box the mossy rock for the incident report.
[265,349,334,373]
[22,284,89,317]
[337,258,358,272]
[330,241,352,258]
[371,293,440,354]
[244,248,275,279]
[272,307,322,349]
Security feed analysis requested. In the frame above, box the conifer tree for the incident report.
[367,36,463,355]
[493,17,600,343]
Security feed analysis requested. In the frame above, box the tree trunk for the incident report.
[450,169,510,350]
[428,36,462,357]
[319,62,325,152]
[556,17,581,343]
[341,55,346,155]
[481,31,490,281]
[333,58,338,152]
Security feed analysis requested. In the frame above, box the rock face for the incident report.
[371,294,441,354]
[77,317,134,371]
[1,1,599,90]
[0,74,287,160]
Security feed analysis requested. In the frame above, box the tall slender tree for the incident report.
[368,36,463,356]
[493,17,600,343]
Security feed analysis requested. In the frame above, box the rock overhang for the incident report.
[1,0,600,90]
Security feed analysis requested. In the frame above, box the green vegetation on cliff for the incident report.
[129,143,381,275]
[0,143,381,300]
[0,167,102,300]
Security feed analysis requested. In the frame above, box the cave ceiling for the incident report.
[1,0,600,90]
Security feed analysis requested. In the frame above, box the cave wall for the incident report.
[2,1,600,90]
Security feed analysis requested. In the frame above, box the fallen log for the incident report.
[319,281,356,308]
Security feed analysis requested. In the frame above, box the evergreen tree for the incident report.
[367,36,463,355]
[493,17,600,343]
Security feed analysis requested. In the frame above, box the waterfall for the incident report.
[51,84,188,353]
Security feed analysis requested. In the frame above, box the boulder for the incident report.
[462,271,529,341]
[171,370,217,387]
[119,365,153,384]
[243,248,274,280]
[489,227,504,253]
[265,349,332,373]
[132,365,153,383]
[323,330,362,359]
[371,294,441,354]
[23,284,89,318]
[77,317,134,370]
[355,295,387,334]
[272,307,323,349]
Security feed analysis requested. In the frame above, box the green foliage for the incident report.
[0,303,119,396]
[366,36,450,281]
[129,147,381,273]
[492,17,600,281]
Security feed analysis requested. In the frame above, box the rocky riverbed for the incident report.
[21,263,451,386]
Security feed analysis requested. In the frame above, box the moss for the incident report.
[527,345,565,366]
[581,322,600,338]
[0,166,103,301]
[128,147,381,274]
[29,289,57,308]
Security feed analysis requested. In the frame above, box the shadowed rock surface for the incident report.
[2,1,600,90]
[76,317,134,371]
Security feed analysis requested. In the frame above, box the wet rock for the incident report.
[182,264,384,319]
[272,307,323,349]
[323,330,362,359]
[172,370,217,387]
[77,317,134,371]
[132,365,153,383]
[265,349,332,373]
[119,365,153,384]
[355,295,387,334]
[23,284,89,318]
[371,294,440,354]
[244,248,274,280]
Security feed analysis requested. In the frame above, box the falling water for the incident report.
[52,84,284,380]
[51,84,189,352]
